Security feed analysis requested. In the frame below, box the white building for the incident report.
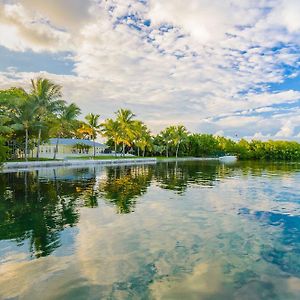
[34,138,108,159]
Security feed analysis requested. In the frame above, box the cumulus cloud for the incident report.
[0,0,300,137]
[0,3,71,52]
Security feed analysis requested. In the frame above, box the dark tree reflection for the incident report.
[1,161,299,258]
[154,161,220,193]
[99,165,153,213]
[0,168,97,258]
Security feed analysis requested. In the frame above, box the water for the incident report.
[0,161,299,299]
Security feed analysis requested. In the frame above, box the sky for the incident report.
[0,0,300,140]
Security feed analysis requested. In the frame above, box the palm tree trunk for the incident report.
[166,145,168,158]
[36,128,41,160]
[176,143,180,159]
[93,138,96,158]
[143,149,145,157]
[114,141,117,157]
[122,142,125,157]
[53,136,59,160]
[137,147,140,157]
[25,128,28,161]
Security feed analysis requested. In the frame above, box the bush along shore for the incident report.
[1,77,300,164]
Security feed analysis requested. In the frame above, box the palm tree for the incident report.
[139,134,152,157]
[84,113,101,157]
[101,118,122,156]
[116,109,135,156]
[11,97,37,161]
[171,125,189,159]
[30,78,63,160]
[160,127,173,157]
[0,114,12,136]
[133,121,145,156]
[51,103,81,159]
[134,121,152,157]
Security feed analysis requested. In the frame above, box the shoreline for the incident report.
[158,157,220,162]
[1,156,237,173]
[1,158,157,172]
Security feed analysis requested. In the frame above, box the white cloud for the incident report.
[275,120,295,138]
[0,0,300,137]
[0,3,71,52]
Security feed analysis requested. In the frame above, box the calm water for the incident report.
[0,161,300,300]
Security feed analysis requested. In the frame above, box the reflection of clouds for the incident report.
[74,182,299,298]
[150,262,224,300]
[76,206,141,285]
[1,162,300,298]
[0,255,75,299]
[288,277,300,293]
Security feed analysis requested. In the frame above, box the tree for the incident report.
[133,121,152,157]
[50,103,81,159]
[30,78,63,160]
[11,97,38,161]
[160,127,173,157]
[170,125,189,159]
[84,113,101,157]
[188,134,219,157]
[0,138,8,163]
[116,109,136,156]
[0,87,37,161]
[101,118,122,156]
[0,116,11,164]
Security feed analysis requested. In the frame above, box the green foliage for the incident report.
[73,143,92,152]
[0,137,8,163]
[0,79,81,161]
[2,79,300,162]
[187,134,220,157]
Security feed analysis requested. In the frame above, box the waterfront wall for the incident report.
[2,158,157,172]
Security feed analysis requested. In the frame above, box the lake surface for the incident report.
[0,161,300,300]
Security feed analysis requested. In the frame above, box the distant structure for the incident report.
[33,138,108,159]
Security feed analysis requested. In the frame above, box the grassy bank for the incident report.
[65,156,139,160]
[5,158,60,162]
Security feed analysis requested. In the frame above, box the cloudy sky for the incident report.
[1,0,300,139]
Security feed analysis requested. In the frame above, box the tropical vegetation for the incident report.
[1,77,300,163]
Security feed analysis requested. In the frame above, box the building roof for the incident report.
[48,138,107,148]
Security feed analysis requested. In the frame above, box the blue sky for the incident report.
[1,0,300,140]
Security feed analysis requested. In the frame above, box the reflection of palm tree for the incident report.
[155,162,189,193]
[99,165,153,213]
[155,161,220,193]
[0,171,83,257]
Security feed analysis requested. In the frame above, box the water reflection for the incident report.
[1,161,300,258]
[0,161,300,299]
[239,208,300,277]
[0,168,96,257]
[99,165,153,213]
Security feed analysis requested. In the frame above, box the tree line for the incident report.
[1,77,300,162]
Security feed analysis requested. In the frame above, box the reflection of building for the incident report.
[33,138,108,159]
[37,167,97,181]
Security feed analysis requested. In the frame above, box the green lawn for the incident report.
[4,156,158,162]
[5,158,61,162]
[65,155,139,160]
[155,156,194,160]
